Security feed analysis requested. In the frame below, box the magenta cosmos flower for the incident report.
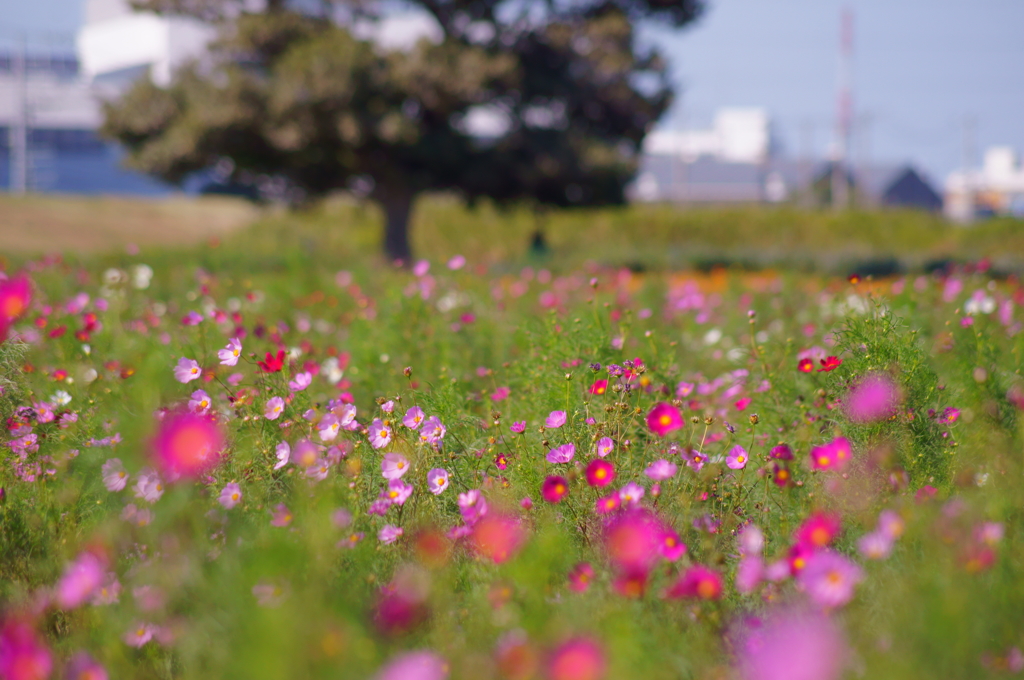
[796,512,842,551]
[585,459,615,487]
[219,482,242,509]
[381,453,410,480]
[427,468,449,495]
[568,563,595,592]
[458,489,488,523]
[217,338,242,366]
[368,419,393,449]
[603,511,661,572]
[545,410,567,428]
[726,445,749,470]
[152,411,224,479]
[375,650,449,680]
[101,458,128,492]
[810,437,852,471]
[843,373,900,423]
[547,443,575,464]
[173,357,202,383]
[66,652,108,680]
[0,620,53,680]
[797,550,863,608]
[546,638,606,680]
[647,403,684,437]
[510,421,526,434]
[56,551,106,609]
[542,475,569,503]
[666,564,723,600]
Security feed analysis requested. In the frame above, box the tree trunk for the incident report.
[379,186,415,265]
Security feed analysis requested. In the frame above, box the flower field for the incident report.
[1,222,1023,680]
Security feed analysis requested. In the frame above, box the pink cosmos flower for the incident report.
[270,503,293,527]
[403,406,425,429]
[188,389,212,415]
[252,581,287,607]
[647,403,683,437]
[217,338,242,366]
[382,453,410,479]
[264,396,285,420]
[547,443,575,464]
[419,416,446,445]
[56,551,106,609]
[427,468,449,495]
[686,449,708,471]
[843,373,899,423]
[510,421,526,434]
[736,556,764,594]
[218,482,242,509]
[545,410,567,428]
[878,510,904,540]
[739,524,765,555]
[541,476,569,503]
[317,414,340,442]
[101,458,128,492]
[644,459,677,480]
[797,550,863,608]
[595,437,614,457]
[458,489,488,524]
[66,652,108,680]
[368,419,393,449]
[173,357,202,383]
[273,441,290,470]
[152,411,224,479]
[491,386,511,401]
[796,512,842,550]
[585,459,615,487]
[123,623,156,648]
[338,403,359,430]
[857,531,893,560]
[666,564,723,600]
[472,515,527,564]
[133,469,164,503]
[385,479,413,505]
[546,638,606,680]
[92,574,121,605]
[735,608,848,680]
[0,620,52,680]
[726,445,749,470]
[568,563,595,592]
[375,650,449,680]
[618,482,644,507]
[288,371,312,391]
[379,525,404,545]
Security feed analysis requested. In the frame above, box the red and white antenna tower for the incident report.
[831,7,854,209]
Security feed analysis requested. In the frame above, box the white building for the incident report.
[945,146,1024,222]
[76,0,215,87]
[642,108,771,165]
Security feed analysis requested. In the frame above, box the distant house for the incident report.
[808,162,942,211]
[944,147,1024,222]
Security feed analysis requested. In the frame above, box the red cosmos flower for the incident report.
[258,350,286,373]
[798,358,814,373]
[472,515,527,564]
[541,476,569,503]
[546,638,606,680]
[588,380,608,396]
[665,564,723,600]
[646,403,683,437]
[818,356,842,372]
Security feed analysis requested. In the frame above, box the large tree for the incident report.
[103,0,703,262]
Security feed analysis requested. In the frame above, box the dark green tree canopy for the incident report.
[106,0,703,261]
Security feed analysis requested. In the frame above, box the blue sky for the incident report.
[3,0,1022,183]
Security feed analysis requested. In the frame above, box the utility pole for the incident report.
[10,34,30,194]
[962,114,977,221]
[831,8,853,210]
